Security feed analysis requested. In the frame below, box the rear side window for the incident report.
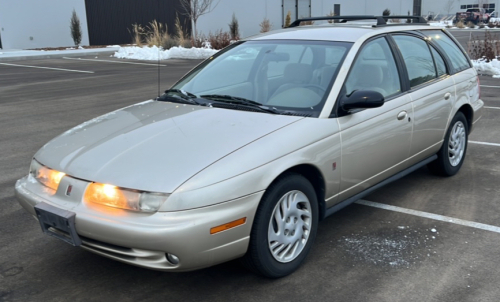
[393,35,436,88]
[430,47,447,77]
[424,30,470,73]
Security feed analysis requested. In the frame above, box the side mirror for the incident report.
[341,90,384,111]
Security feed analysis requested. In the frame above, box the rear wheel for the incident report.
[242,173,318,278]
[428,111,468,176]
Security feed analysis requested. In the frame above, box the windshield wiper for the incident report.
[200,94,263,106]
[200,94,280,114]
[157,89,202,105]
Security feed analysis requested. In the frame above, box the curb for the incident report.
[0,50,117,62]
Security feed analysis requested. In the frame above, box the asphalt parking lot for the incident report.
[1,36,500,301]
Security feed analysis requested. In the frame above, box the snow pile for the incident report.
[429,20,452,27]
[472,58,500,78]
[114,45,218,61]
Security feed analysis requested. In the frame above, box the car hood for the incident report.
[35,100,302,193]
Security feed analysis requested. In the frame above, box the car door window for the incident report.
[430,46,447,77]
[344,37,401,98]
[423,30,471,73]
[393,35,438,88]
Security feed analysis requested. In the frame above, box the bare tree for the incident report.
[444,0,455,16]
[179,0,220,42]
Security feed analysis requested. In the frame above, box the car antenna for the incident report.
[157,0,161,98]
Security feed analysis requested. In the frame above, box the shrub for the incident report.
[468,30,500,61]
[467,21,476,28]
[479,22,485,28]
[207,29,231,49]
[487,22,496,28]
[382,9,391,16]
[456,20,465,28]
[229,13,240,40]
[70,9,82,46]
[285,11,291,27]
[301,20,315,25]
[259,17,272,33]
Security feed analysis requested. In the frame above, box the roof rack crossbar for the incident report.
[289,15,387,27]
[289,15,428,27]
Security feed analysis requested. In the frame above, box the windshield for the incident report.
[171,40,352,117]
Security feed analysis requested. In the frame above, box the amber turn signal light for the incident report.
[210,218,247,234]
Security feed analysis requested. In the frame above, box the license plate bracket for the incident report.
[34,202,82,246]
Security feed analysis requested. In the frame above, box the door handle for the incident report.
[397,111,407,120]
[444,92,451,100]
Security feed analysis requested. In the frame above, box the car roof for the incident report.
[248,24,440,43]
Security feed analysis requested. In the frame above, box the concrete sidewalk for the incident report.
[0,47,120,62]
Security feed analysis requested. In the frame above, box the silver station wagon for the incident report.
[15,15,483,278]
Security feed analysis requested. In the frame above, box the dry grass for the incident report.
[285,11,291,27]
[130,23,145,46]
[326,10,335,23]
[174,14,191,48]
[259,17,272,33]
[145,20,170,47]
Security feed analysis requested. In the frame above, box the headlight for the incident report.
[84,183,168,212]
[30,159,65,191]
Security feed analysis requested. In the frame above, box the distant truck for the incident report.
[455,8,490,24]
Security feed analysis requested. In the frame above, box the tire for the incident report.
[242,173,319,278]
[428,111,468,176]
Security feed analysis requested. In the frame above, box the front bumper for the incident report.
[15,175,262,271]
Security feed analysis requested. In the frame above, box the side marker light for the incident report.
[210,218,247,234]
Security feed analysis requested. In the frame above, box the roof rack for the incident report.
[288,15,428,27]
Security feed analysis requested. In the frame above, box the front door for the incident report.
[336,36,413,202]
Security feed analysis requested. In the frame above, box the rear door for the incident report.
[390,34,454,164]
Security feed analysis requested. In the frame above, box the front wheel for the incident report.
[428,111,468,176]
[242,173,318,278]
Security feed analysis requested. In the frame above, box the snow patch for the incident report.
[472,58,500,77]
[339,226,439,268]
[114,45,218,61]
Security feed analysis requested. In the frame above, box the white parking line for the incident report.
[62,57,167,67]
[485,106,500,110]
[480,85,500,88]
[0,62,94,74]
[469,140,500,147]
[356,200,500,234]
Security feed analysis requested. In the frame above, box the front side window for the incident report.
[344,37,401,98]
[393,35,437,88]
[172,40,351,117]
[423,30,471,73]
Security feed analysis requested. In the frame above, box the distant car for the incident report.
[455,8,490,24]
[15,15,483,278]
